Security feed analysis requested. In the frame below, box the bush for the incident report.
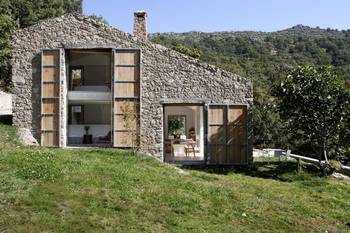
[321,160,343,176]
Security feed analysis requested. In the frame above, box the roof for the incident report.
[12,14,252,87]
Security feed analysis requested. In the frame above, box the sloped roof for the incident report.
[13,14,252,87]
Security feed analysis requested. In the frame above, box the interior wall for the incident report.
[164,106,196,139]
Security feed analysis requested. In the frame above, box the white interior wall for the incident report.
[164,106,195,138]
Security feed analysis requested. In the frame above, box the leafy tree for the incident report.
[172,44,201,58]
[273,66,350,163]
[0,0,83,90]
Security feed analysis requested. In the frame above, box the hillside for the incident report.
[1,124,350,232]
[150,25,350,87]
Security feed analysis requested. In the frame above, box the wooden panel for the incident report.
[208,126,225,143]
[113,131,134,147]
[228,106,247,125]
[42,115,58,131]
[209,106,225,125]
[115,66,140,81]
[41,50,60,147]
[42,99,58,114]
[114,101,139,114]
[115,51,140,65]
[42,132,58,146]
[114,115,137,130]
[227,125,246,145]
[43,67,59,82]
[207,105,247,165]
[43,51,59,66]
[114,83,139,97]
[208,145,226,164]
[42,83,59,97]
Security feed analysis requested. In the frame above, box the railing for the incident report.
[286,150,350,176]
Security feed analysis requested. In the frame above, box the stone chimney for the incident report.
[133,11,147,40]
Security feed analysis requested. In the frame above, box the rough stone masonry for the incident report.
[11,14,253,160]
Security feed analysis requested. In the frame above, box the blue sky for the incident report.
[84,0,350,33]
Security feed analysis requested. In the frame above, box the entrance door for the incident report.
[207,105,247,165]
[41,50,61,146]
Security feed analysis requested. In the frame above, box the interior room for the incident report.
[67,103,111,146]
[67,49,111,91]
[66,49,112,146]
[163,105,204,162]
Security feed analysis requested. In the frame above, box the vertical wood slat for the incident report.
[41,50,60,147]
[207,105,247,165]
[113,50,140,147]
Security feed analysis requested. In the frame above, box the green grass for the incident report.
[0,124,350,232]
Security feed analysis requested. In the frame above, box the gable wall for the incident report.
[11,15,253,159]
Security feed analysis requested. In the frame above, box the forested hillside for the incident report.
[150,26,350,152]
[150,25,350,88]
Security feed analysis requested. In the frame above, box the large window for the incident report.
[168,115,186,137]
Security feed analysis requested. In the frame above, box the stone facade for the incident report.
[11,14,253,161]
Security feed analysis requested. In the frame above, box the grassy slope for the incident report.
[0,124,350,232]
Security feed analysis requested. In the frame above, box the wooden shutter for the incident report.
[41,50,60,146]
[207,105,247,164]
[113,50,140,147]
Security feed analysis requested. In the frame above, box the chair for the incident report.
[184,140,196,157]
[97,131,111,144]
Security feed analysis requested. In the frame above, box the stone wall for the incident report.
[11,14,253,160]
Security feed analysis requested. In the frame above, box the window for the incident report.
[70,67,84,90]
[69,105,84,124]
[168,115,186,136]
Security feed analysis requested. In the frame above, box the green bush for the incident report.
[321,160,343,176]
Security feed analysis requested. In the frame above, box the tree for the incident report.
[0,0,83,90]
[273,66,350,164]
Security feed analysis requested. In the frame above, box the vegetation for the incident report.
[0,124,350,232]
[151,26,350,163]
[273,66,350,164]
[0,0,83,90]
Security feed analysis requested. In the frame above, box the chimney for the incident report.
[133,11,147,40]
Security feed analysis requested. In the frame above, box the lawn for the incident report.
[0,124,350,232]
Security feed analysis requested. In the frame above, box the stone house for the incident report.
[11,12,253,165]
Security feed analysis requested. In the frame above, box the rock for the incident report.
[18,128,39,146]
[332,172,350,180]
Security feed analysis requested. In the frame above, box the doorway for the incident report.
[163,104,205,163]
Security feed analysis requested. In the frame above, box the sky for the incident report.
[84,0,350,33]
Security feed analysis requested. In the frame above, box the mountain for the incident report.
[150,25,350,88]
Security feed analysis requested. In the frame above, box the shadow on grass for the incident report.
[181,160,322,182]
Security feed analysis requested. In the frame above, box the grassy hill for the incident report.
[1,124,350,232]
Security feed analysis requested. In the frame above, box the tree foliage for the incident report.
[273,66,350,162]
[0,0,83,90]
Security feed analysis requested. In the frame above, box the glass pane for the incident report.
[168,115,186,137]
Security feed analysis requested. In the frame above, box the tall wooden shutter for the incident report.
[41,50,60,146]
[207,105,247,164]
[113,50,140,147]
